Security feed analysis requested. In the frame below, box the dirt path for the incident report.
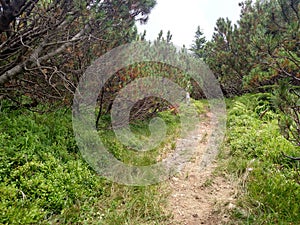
[166,112,238,225]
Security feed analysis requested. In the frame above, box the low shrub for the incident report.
[222,94,300,224]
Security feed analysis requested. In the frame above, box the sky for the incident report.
[136,0,242,48]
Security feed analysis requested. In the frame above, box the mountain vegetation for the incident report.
[191,0,299,152]
[0,0,299,224]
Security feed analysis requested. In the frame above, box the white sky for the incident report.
[136,0,242,48]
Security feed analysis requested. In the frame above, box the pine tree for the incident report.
[190,26,207,59]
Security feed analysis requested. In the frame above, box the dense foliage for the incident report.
[191,0,300,150]
[94,32,195,127]
[1,0,300,224]
[0,0,156,104]
[193,0,299,95]
[0,100,179,224]
[222,94,300,223]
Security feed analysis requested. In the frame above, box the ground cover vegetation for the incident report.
[220,94,300,224]
[0,98,183,224]
[0,0,299,224]
[189,0,300,223]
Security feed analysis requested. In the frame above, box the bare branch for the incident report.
[282,152,300,161]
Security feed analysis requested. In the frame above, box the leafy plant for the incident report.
[0,102,174,224]
[221,94,300,224]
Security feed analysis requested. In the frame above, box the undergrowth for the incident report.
[0,99,190,224]
[221,93,300,224]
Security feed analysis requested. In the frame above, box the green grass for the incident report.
[96,111,181,167]
[5,94,299,224]
[0,100,187,224]
[219,93,300,224]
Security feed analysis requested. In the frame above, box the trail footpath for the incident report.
[166,112,238,225]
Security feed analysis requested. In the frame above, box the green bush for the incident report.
[0,101,172,224]
[223,94,300,224]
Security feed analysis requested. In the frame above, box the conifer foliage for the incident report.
[0,0,156,103]
[190,0,299,147]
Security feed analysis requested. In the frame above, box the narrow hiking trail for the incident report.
[166,112,238,225]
